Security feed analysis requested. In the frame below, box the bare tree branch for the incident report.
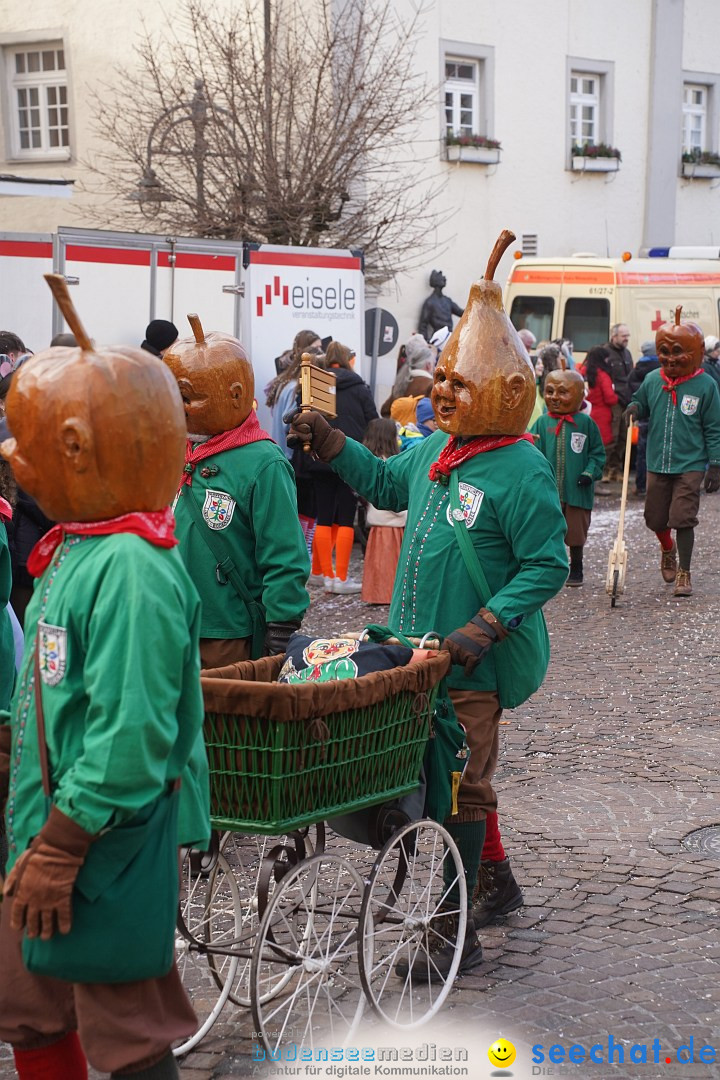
[81,0,452,285]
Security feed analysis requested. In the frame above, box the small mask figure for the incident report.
[543,368,586,414]
[163,315,254,436]
[656,306,704,379]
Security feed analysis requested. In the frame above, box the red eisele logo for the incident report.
[256,275,356,316]
[256,276,289,317]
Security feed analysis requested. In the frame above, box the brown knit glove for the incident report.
[442,608,508,677]
[0,724,10,822]
[285,410,346,462]
[4,804,95,939]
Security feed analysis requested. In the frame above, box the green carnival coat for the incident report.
[173,441,310,638]
[4,533,210,872]
[530,411,605,509]
[631,369,720,474]
[331,432,568,705]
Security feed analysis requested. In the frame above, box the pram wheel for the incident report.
[250,853,366,1056]
[209,828,318,1007]
[174,849,241,1056]
[358,819,467,1027]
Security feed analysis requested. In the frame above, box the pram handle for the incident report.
[345,629,443,649]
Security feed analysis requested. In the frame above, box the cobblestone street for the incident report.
[2,487,720,1079]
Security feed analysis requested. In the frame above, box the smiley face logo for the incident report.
[488,1038,516,1069]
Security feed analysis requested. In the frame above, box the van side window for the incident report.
[510,296,554,343]
[562,298,610,352]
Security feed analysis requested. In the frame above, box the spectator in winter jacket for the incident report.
[140,319,178,358]
[302,341,378,593]
[584,346,618,454]
[702,335,720,391]
[604,323,634,477]
[380,334,434,416]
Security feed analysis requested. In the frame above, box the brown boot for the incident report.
[660,543,677,583]
[673,569,692,597]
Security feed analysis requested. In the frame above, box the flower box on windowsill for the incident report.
[681,161,720,179]
[446,144,501,165]
[571,155,620,173]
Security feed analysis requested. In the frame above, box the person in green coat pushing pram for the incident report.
[288,232,569,980]
[0,286,210,1080]
[530,365,605,587]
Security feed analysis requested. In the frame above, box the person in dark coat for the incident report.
[0,358,53,625]
[604,323,634,478]
[628,341,661,496]
[702,335,720,390]
[300,342,378,593]
[140,319,178,358]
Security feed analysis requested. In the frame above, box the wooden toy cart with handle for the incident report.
[173,643,465,1060]
[606,418,634,607]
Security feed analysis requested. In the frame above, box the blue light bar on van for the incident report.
[648,248,670,257]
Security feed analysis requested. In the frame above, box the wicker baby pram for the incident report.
[199,650,451,834]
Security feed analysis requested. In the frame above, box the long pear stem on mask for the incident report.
[484,230,517,282]
[44,274,94,352]
[674,306,683,326]
[188,314,206,344]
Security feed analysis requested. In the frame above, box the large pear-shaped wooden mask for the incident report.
[1,275,186,522]
[163,315,254,436]
[656,305,704,379]
[432,230,536,436]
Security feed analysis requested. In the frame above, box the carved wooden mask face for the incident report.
[543,369,586,414]
[1,346,186,521]
[656,312,703,379]
[163,332,254,436]
[431,279,536,437]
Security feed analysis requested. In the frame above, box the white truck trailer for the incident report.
[0,227,365,426]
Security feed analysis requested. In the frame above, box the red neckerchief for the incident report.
[0,497,12,524]
[547,412,578,436]
[660,367,702,406]
[179,410,272,490]
[428,434,535,484]
[27,507,177,578]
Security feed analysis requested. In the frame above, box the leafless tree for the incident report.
[84,0,450,285]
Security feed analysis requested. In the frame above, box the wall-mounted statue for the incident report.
[419,269,464,342]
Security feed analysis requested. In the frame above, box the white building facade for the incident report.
[1,0,719,395]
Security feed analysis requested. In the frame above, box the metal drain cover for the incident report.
[682,826,720,859]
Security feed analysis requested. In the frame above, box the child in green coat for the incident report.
[530,368,605,586]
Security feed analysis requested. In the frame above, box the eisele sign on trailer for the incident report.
[0,228,364,426]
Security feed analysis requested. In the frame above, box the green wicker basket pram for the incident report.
[200,651,451,834]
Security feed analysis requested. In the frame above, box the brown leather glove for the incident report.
[442,608,508,677]
[285,409,346,462]
[0,724,10,822]
[704,464,720,493]
[4,804,95,939]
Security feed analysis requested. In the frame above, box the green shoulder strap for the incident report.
[182,488,267,660]
[449,471,492,604]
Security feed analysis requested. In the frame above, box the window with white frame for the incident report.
[682,83,707,153]
[569,72,599,147]
[5,43,69,158]
[444,59,479,138]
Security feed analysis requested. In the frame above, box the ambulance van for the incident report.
[504,247,720,361]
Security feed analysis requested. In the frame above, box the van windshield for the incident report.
[562,298,610,352]
[510,297,553,342]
